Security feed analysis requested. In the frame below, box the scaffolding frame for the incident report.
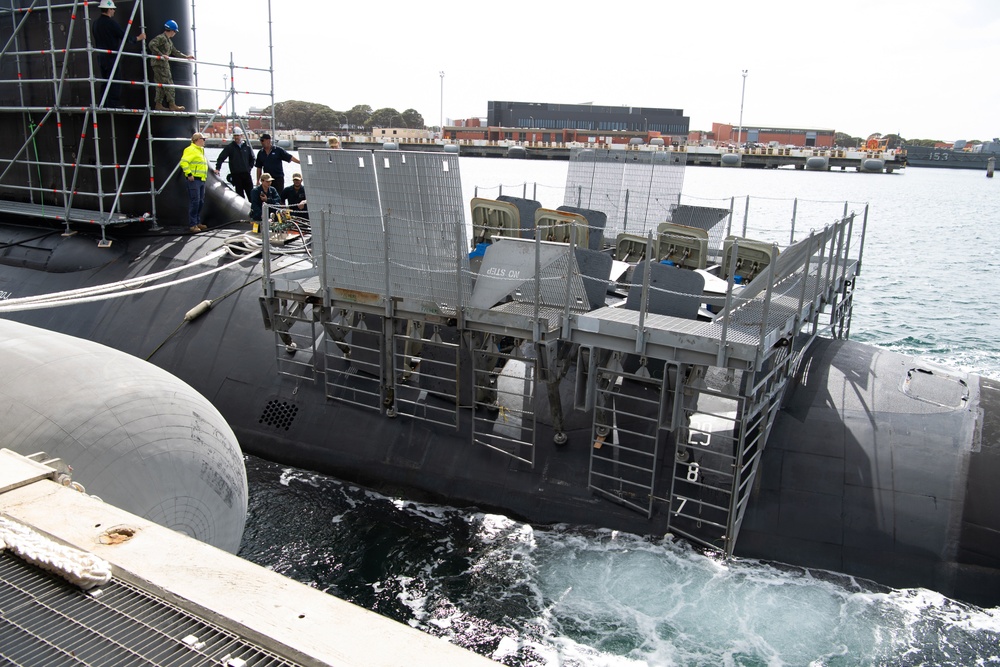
[0,0,273,243]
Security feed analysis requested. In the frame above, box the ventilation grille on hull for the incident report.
[259,399,299,431]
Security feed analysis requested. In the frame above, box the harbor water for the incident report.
[237,159,1000,666]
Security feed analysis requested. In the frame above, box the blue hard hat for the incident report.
[164,19,179,31]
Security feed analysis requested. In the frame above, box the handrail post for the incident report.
[856,204,869,273]
[635,230,653,355]
[531,226,543,343]
[756,243,779,352]
[796,229,814,328]
[742,195,750,237]
[261,203,273,298]
[454,210,465,329]
[717,238,741,366]
[789,198,798,245]
[562,224,576,338]
[318,207,331,309]
[823,223,836,301]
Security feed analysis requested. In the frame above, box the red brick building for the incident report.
[711,122,836,148]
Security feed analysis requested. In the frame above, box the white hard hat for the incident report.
[232,127,244,135]
[99,0,116,8]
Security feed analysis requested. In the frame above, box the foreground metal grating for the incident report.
[0,552,304,667]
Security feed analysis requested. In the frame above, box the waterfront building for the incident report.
[709,122,836,148]
[487,101,690,138]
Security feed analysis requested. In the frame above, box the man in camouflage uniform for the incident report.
[148,19,192,111]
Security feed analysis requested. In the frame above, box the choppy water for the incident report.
[238,160,1000,665]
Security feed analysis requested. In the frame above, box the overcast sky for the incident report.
[189,0,998,141]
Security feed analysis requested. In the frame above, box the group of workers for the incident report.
[182,128,334,233]
[92,0,191,110]
[91,0,339,233]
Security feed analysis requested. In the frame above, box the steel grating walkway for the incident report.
[0,551,304,667]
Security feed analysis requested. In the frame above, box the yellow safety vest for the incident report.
[180,143,208,181]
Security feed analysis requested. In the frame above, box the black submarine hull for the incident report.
[0,223,997,606]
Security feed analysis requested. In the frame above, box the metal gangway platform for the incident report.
[258,148,866,556]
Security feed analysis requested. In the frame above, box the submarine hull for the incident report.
[0,224,997,605]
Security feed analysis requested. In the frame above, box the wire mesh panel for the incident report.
[564,148,687,239]
[300,149,471,314]
[300,149,388,303]
[377,151,471,312]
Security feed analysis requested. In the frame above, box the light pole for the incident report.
[737,69,748,146]
[439,71,444,136]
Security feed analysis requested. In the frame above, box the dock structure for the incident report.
[258,135,904,173]
[261,147,865,556]
[0,449,498,667]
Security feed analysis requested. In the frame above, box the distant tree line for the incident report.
[834,132,905,148]
[260,101,425,132]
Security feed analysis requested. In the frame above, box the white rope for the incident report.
[0,246,228,306]
[0,248,262,312]
[0,228,317,313]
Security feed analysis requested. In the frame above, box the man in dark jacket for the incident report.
[250,173,281,222]
[214,127,254,200]
[281,172,308,220]
[91,0,145,108]
[254,133,299,195]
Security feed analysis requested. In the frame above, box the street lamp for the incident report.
[439,71,444,135]
[737,69,748,146]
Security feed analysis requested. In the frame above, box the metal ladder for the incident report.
[471,335,538,467]
[587,351,670,518]
[390,319,462,429]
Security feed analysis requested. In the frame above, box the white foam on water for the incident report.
[249,459,1000,666]
[278,466,324,487]
[516,528,1000,666]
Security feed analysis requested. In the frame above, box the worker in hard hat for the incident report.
[214,127,255,200]
[148,19,194,111]
[180,133,209,232]
[91,0,145,108]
